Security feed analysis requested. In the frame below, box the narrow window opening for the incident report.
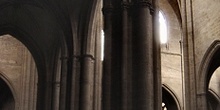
[101,30,105,61]
[159,11,168,44]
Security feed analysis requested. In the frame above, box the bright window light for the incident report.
[159,11,168,44]
[101,30,104,61]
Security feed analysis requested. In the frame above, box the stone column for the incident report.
[131,0,155,109]
[22,48,31,110]
[152,0,162,109]
[121,1,131,110]
[52,52,61,110]
[181,0,197,109]
[28,55,37,110]
[93,6,103,109]
[102,1,113,110]
[70,55,81,110]
[21,46,38,110]
[59,55,69,110]
[79,55,95,110]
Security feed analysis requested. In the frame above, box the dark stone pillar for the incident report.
[131,0,155,110]
[70,55,81,110]
[121,1,131,110]
[102,0,160,109]
[59,56,69,110]
[152,0,162,109]
[51,52,61,110]
[102,1,113,110]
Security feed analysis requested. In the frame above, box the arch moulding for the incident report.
[197,40,220,110]
[162,84,181,110]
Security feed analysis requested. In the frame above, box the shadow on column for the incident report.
[0,78,15,110]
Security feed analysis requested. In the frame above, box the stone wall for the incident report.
[160,0,183,108]
[193,0,220,74]
[0,34,37,110]
[192,0,220,101]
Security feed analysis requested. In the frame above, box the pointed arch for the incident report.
[162,84,181,110]
[197,40,220,110]
[0,25,46,110]
[197,40,220,93]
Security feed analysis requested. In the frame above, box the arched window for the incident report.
[159,11,168,44]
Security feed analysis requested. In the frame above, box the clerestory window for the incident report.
[159,11,168,44]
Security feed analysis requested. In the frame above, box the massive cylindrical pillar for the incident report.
[131,0,155,109]
[79,55,95,110]
[102,0,160,109]
[121,1,132,110]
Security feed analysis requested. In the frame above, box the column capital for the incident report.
[121,1,131,10]
[102,5,114,15]
[81,54,95,61]
[133,0,155,15]
[62,54,95,61]
[60,55,81,61]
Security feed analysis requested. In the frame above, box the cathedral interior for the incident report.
[0,0,220,110]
